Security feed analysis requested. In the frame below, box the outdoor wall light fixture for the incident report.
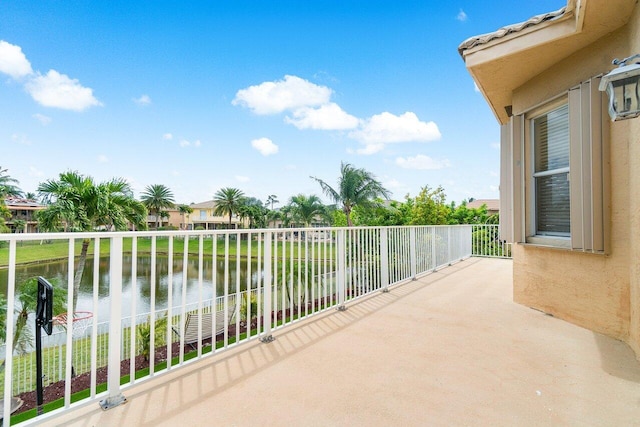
[599,54,640,121]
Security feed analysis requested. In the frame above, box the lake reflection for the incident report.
[1,255,260,322]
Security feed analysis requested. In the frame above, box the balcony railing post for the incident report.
[448,227,453,266]
[410,227,417,280]
[336,229,347,310]
[380,228,389,292]
[100,236,127,410]
[3,239,17,419]
[260,231,274,343]
[431,227,437,272]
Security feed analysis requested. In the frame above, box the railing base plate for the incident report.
[336,305,347,312]
[381,288,390,293]
[99,394,127,411]
[259,335,275,343]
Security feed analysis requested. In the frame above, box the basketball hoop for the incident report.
[52,311,94,339]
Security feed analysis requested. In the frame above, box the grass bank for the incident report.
[0,236,332,268]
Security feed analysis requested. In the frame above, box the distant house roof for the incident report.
[5,196,44,209]
[190,200,217,209]
[467,199,499,212]
[458,7,567,54]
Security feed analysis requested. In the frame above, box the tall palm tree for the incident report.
[140,184,175,229]
[213,187,245,229]
[0,166,22,199]
[266,194,279,210]
[177,204,194,230]
[0,167,21,233]
[311,162,390,227]
[24,192,38,202]
[289,194,325,227]
[38,171,148,310]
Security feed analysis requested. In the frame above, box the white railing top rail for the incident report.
[0,224,476,242]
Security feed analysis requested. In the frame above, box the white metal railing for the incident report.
[471,224,512,258]
[0,225,472,424]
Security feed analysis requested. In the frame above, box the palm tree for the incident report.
[24,192,38,202]
[266,194,279,210]
[0,166,22,199]
[140,184,175,229]
[289,194,325,227]
[0,167,21,233]
[177,204,194,230]
[213,187,245,229]
[38,171,148,310]
[311,162,391,227]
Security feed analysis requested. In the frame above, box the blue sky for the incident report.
[1,0,565,206]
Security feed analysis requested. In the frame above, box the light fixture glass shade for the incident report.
[599,63,640,121]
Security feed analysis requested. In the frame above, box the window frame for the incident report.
[525,97,572,248]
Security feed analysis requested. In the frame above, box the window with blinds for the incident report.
[532,104,570,236]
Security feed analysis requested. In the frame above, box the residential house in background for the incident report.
[5,196,44,233]
[146,207,183,230]
[460,0,640,360]
[189,200,243,230]
[467,199,499,217]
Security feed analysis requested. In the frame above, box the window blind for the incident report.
[533,104,570,235]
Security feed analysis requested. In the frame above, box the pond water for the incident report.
[0,255,260,323]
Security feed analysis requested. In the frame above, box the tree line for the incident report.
[1,163,495,236]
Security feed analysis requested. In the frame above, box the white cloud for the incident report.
[383,178,403,190]
[0,40,32,79]
[33,113,52,125]
[29,166,44,177]
[395,154,451,170]
[235,175,250,183]
[349,112,441,154]
[356,143,385,155]
[11,133,30,145]
[285,103,359,130]
[98,154,109,163]
[251,137,279,156]
[163,133,173,140]
[25,70,102,111]
[233,75,332,115]
[179,139,201,148]
[457,9,468,22]
[133,94,152,106]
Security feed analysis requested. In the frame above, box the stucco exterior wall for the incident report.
[627,3,640,358]
[511,18,637,345]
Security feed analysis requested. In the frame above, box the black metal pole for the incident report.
[35,317,44,416]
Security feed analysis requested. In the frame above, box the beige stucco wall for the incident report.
[628,4,640,358]
[511,13,639,349]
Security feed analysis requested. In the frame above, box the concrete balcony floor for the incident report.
[48,258,640,426]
